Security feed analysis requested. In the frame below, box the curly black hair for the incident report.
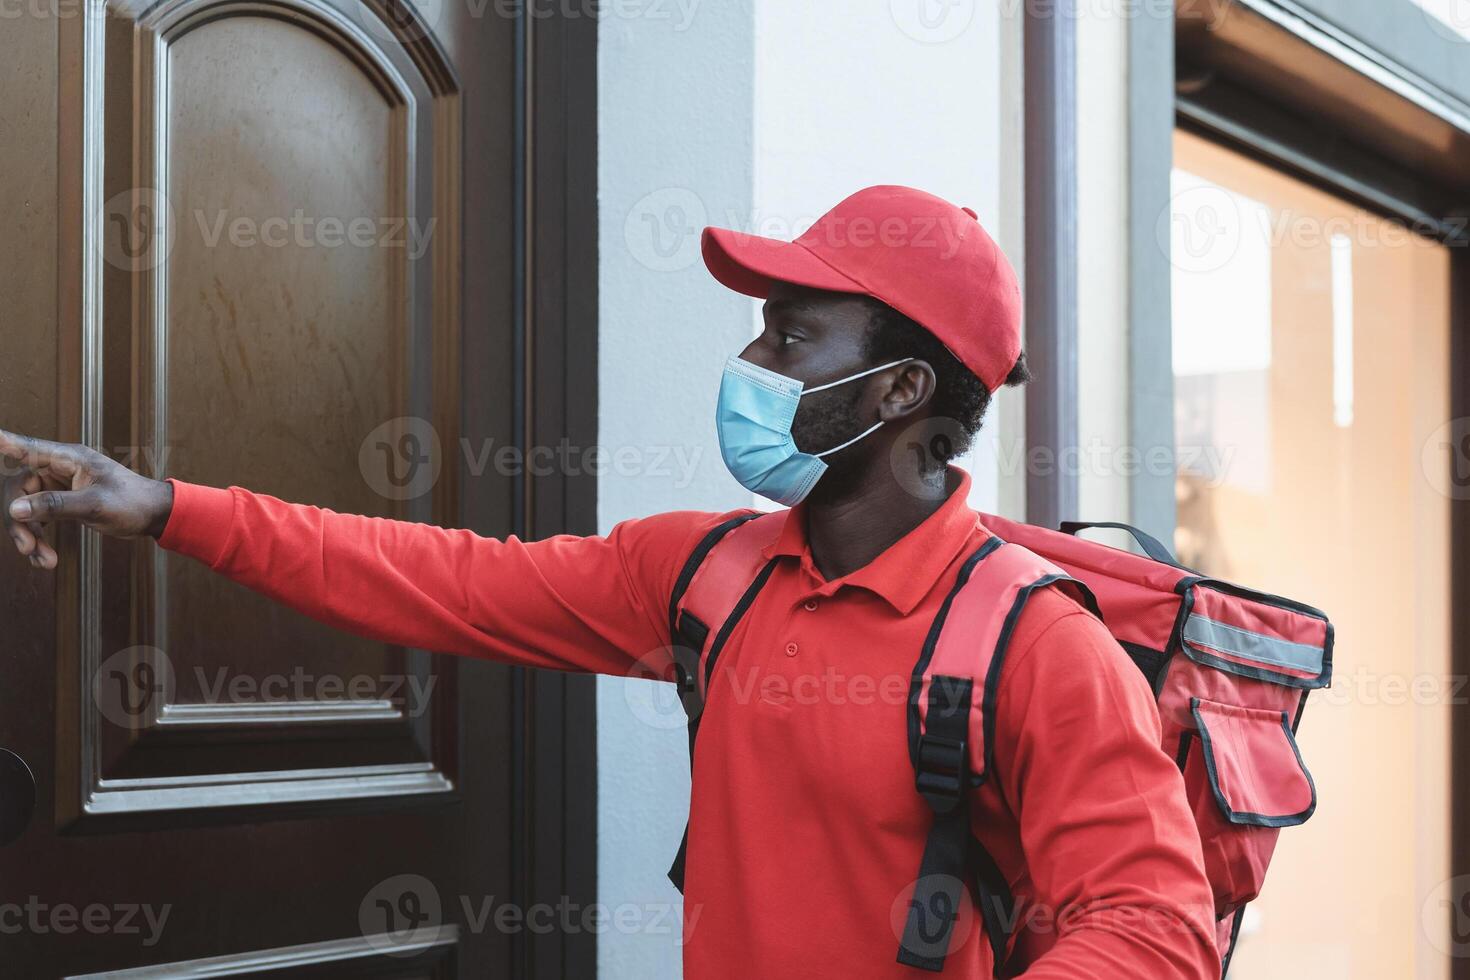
[861,298,1030,465]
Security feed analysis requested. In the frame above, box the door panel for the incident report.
[0,0,584,973]
[80,0,463,818]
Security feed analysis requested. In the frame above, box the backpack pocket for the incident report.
[1180,696,1316,916]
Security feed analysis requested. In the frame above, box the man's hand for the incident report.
[0,429,174,569]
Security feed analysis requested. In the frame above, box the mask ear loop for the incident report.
[802,357,913,395]
[813,419,885,458]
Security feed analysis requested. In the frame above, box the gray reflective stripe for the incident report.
[1183,614,1324,675]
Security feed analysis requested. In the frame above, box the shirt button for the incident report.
[784,642,799,657]
[803,599,819,612]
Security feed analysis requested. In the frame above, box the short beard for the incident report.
[791,383,868,458]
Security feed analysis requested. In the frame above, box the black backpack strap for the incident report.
[899,678,1019,974]
[898,542,1000,972]
[900,538,1087,975]
[665,512,773,893]
[898,672,980,971]
[1220,906,1246,977]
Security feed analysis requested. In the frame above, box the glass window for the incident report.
[1171,128,1453,977]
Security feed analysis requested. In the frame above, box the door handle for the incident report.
[0,748,35,845]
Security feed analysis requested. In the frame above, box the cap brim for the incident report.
[701,227,866,299]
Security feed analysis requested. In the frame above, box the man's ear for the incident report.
[878,360,936,422]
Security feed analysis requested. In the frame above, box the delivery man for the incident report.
[3,186,1219,977]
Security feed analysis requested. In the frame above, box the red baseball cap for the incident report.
[701,184,1022,391]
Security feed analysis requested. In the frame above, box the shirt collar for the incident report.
[761,465,986,615]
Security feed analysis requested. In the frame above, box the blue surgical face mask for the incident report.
[715,354,912,506]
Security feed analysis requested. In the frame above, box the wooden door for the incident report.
[0,0,596,975]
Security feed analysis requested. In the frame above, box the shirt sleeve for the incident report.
[156,478,739,677]
[987,593,1221,979]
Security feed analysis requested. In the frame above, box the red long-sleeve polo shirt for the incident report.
[158,468,1218,978]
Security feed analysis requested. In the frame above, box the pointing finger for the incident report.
[0,429,84,478]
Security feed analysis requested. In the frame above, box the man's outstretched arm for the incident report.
[0,428,729,677]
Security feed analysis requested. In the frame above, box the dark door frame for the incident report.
[508,7,599,978]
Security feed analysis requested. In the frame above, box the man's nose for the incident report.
[737,340,777,373]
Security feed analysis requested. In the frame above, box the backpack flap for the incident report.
[1178,697,1317,923]
[1190,698,1316,828]
[1179,582,1333,690]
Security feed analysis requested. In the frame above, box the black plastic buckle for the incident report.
[670,655,703,716]
[671,610,710,714]
[914,732,968,812]
[670,659,694,695]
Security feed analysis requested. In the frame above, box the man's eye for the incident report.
[778,332,799,346]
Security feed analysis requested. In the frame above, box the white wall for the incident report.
[596,4,757,977]
[1075,5,1133,530]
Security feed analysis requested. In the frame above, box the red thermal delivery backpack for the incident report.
[664,511,1330,977]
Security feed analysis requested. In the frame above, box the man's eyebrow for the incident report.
[763,297,818,321]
